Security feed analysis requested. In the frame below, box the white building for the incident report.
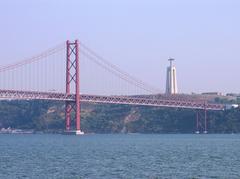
[166,58,178,94]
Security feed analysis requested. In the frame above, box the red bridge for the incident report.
[0,40,225,134]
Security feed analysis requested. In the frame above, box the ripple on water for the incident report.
[0,134,240,179]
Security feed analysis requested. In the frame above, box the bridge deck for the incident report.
[0,90,224,110]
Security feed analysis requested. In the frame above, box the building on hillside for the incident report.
[201,92,223,96]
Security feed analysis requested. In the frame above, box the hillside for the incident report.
[0,100,239,133]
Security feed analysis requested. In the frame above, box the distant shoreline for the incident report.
[0,130,239,135]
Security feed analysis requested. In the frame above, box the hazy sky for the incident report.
[0,0,240,94]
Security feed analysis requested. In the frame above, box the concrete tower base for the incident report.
[76,130,85,135]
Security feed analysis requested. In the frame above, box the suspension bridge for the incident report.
[0,40,225,134]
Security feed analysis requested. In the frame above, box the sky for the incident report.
[0,0,240,94]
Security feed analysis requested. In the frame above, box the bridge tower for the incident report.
[65,40,84,135]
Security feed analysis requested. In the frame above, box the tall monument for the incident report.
[165,58,178,94]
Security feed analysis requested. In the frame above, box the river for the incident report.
[0,134,239,179]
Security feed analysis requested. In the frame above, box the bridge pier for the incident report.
[65,101,71,130]
[195,108,208,134]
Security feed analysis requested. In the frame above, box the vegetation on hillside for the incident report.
[0,100,239,133]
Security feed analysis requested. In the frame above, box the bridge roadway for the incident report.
[0,90,224,111]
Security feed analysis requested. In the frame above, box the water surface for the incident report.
[0,134,239,179]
